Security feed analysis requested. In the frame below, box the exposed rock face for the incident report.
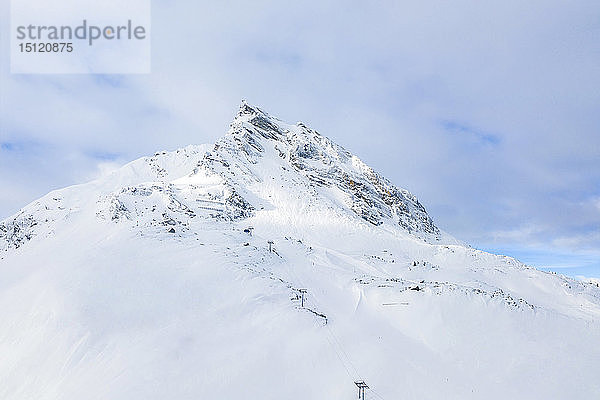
[208,102,440,237]
[0,197,69,253]
[0,213,37,251]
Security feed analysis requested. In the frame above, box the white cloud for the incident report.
[88,160,125,182]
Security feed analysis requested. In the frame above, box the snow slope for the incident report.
[1,102,599,399]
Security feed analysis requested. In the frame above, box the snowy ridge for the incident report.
[1,103,599,399]
[0,145,210,253]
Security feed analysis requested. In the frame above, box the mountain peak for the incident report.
[230,100,290,143]
[238,99,266,117]
[213,102,441,238]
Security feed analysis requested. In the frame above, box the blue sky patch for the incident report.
[441,120,501,146]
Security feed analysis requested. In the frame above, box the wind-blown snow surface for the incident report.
[1,103,599,399]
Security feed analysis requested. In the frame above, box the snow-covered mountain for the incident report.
[1,102,599,399]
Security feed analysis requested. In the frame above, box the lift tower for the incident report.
[354,381,369,400]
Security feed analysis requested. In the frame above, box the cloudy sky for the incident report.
[1,0,599,277]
